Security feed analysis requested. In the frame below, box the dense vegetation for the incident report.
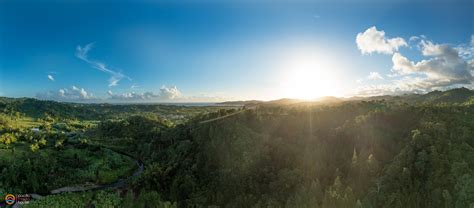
[1,88,473,207]
[136,101,473,207]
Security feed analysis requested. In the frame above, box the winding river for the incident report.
[3,145,144,207]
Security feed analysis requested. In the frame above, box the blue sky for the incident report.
[0,0,473,102]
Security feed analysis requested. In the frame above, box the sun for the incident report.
[278,51,342,100]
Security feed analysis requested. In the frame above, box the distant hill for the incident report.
[218,100,263,106]
[314,96,344,103]
[0,97,103,119]
[264,98,306,106]
[220,96,345,108]
[1,88,472,119]
[0,97,225,120]
[219,88,474,108]
[419,87,474,103]
[358,87,474,104]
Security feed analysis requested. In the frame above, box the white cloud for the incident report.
[47,74,55,81]
[392,41,473,85]
[76,43,131,87]
[356,26,407,55]
[354,75,473,97]
[36,86,93,102]
[159,85,182,100]
[108,76,120,87]
[36,85,230,103]
[367,72,383,80]
[383,41,473,94]
[64,86,90,99]
[356,28,474,96]
[455,35,474,60]
[420,40,457,57]
[392,52,416,74]
[108,85,182,101]
[356,72,384,84]
[409,36,420,42]
[354,79,424,96]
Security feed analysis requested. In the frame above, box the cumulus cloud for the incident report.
[392,52,416,74]
[76,43,131,87]
[367,72,383,80]
[36,86,93,102]
[391,41,473,88]
[356,26,407,54]
[36,85,229,103]
[159,86,182,100]
[47,74,55,81]
[355,29,473,96]
[108,85,182,102]
[354,76,472,97]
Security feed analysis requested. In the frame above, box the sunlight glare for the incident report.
[279,50,343,100]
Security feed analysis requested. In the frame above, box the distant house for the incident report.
[31,128,40,133]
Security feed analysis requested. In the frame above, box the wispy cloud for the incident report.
[367,72,384,80]
[76,43,131,87]
[356,72,384,84]
[47,74,55,81]
[455,34,474,60]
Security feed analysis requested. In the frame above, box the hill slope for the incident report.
[135,97,474,207]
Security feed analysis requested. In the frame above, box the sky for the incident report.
[0,0,473,102]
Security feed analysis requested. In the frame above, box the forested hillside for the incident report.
[136,100,474,207]
[0,88,473,207]
[357,87,474,105]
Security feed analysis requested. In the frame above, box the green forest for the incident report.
[1,88,473,207]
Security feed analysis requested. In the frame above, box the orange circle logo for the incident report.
[5,194,15,205]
